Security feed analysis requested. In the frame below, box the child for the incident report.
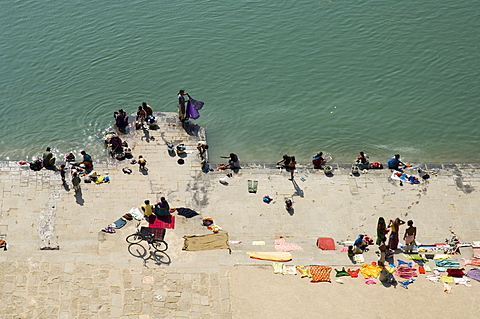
[138,155,147,170]
[72,172,81,193]
[57,164,66,183]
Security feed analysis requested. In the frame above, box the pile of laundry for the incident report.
[101,207,143,233]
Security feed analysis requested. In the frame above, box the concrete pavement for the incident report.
[0,112,479,318]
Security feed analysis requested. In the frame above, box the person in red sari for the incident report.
[388,217,405,250]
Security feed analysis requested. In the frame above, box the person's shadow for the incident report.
[141,127,151,142]
[62,181,70,192]
[75,188,84,206]
[291,179,304,198]
[140,167,149,175]
[286,207,294,216]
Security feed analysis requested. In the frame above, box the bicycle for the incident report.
[126,224,168,252]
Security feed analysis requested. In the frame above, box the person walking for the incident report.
[138,155,147,171]
[72,172,81,194]
[288,156,296,180]
[57,164,67,184]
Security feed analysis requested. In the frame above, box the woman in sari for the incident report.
[376,217,388,245]
[388,217,405,250]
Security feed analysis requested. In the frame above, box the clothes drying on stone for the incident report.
[466,268,480,282]
[360,263,382,279]
[176,207,199,218]
[462,258,480,266]
[446,268,465,278]
[296,265,311,278]
[347,268,360,278]
[309,265,332,283]
[335,267,350,277]
[396,266,417,279]
[435,259,460,267]
[247,252,292,262]
[275,238,303,252]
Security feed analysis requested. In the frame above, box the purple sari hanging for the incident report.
[185,95,204,120]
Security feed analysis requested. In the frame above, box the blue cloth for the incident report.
[388,157,399,169]
[354,235,364,248]
[435,259,460,267]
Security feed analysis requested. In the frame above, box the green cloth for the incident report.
[335,267,351,277]
[248,180,258,193]
[435,259,460,267]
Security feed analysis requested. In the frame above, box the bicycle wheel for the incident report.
[128,243,147,258]
[126,233,142,244]
[152,239,168,252]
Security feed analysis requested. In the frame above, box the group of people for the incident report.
[141,197,173,219]
[135,102,156,129]
[349,217,417,265]
[276,155,297,179]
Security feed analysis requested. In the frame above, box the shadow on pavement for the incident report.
[128,243,171,268]
[291,179,304,198]
[75,188,84,206]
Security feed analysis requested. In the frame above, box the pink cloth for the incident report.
[275,238,303,252]
[396,266,417,279]
[149,215,175,229]
[364,278,376,285]
[462,258,480,266]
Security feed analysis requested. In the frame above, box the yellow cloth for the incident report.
[384,266,396,273]
[247,252,292,262]
[418,248,432,252]
[142,204,154,216]
[360,263,382,278]
[403,253,425,260]
[441,276,454,283]
[296,265,311,278]
[434,254,451,260]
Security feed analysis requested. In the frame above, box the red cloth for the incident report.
[418,266,425,274]
[447,268,465,278]
[348,268,360,278]
[149,214,175,229]
[316,237,336,250]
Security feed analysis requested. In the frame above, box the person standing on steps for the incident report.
[288,156,296,180]
[388,217,405,250]
[177,89,189,122]
[376,217,389,245]
[276,155,292,169]
[138,155,147,171]
[403,220,417,253]
[72,172,81,194]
